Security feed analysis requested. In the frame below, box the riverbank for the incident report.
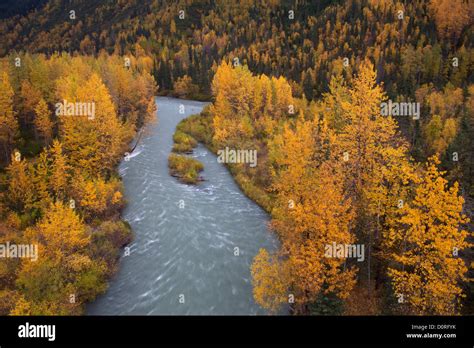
[87,97,280,315]
[157,90,212,102]
[0,53,156,315]
[172,108,274,214]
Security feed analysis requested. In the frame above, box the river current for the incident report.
[87,97,280,315]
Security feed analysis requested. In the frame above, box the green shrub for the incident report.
[176,109,214,146]
[172,130,197,153]
[89,220,133,276]
[168,153,204,184]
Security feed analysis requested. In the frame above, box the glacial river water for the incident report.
[87,97,280,315]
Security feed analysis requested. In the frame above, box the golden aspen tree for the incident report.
[0,72,18,163]
[254,114,356,313]
[210,61,234,97]
[26,200,90,254]
[32,150,52,212]
[210,62,258,145]
[275,161,356,312]
[103,60,135,123]
[429,0,472,42]
[34,98,53,145]
[261,75,274,118]
[6,153,33,212]
[421,86,463,155]
[17,201,100,315]
[58,73,126,176]
[251,75,276,139]
[321,76,351,132]
[333,61,414,293]
[212,62,297,151]
[145,96,157,126]
[20,80,42,125]
[211,91,233,146]
[251,248,290,313]
[385,156,470,315]
[269,114,316,211]
[272,76,295,119]
[28,55,54,102]
[125,72,156,128]
[70,174,123,220]
[49,140,69,200]
[170,19,177,34]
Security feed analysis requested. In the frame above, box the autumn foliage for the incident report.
[0,0,473,316]
[0,53,156,315]
[204,61,471,315]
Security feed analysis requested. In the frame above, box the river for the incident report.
[87,97,280,315]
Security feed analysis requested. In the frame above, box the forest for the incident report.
[0,0,473,316]
[0,53,156,314]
